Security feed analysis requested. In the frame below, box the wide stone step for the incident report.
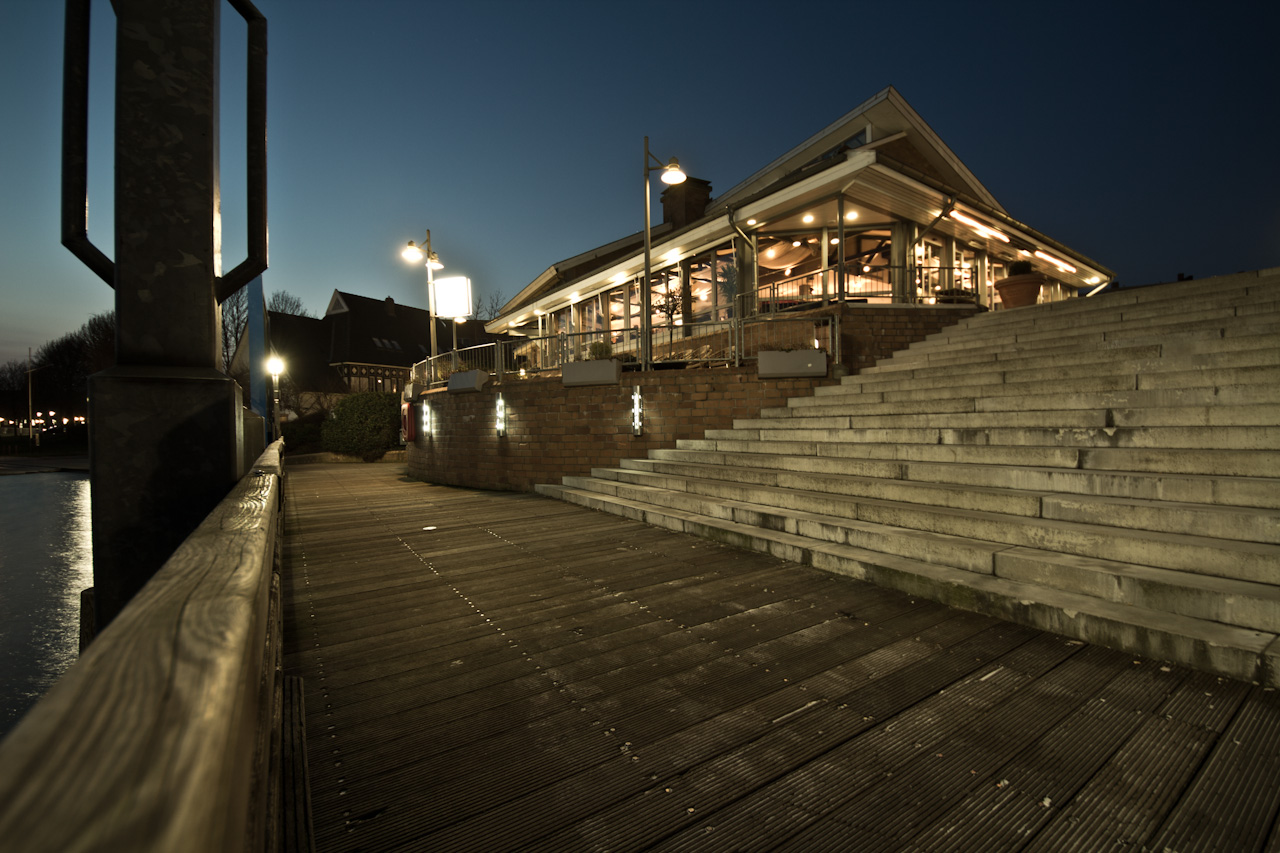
[935,283,1280,336]
[945,285,1280,333]
[1040,493,1280,544]
[938,297,1277,345]
[608,462,1279,543]
[705,425,1279,451]
[877,328,1280,373]
[739,410,1112,431]
[745,403,1280,431]
[672,437,1280,477]
[781,384,1280,418]
[994,548,1280,634]
[955,273,1277,325]
[861,343,1278,383]
[812,373,1140,403]
[836,359,1280,396]
[631,453,1280,510]
[535,484,1279,686]
[906,308,1280,358]
[598,464,1046,518]
[566,471,1280,582]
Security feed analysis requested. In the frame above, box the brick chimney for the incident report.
[660,177,712,229]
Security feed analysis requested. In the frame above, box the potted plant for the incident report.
[994,259,1044,309]
[562,340,622,386]
[757,346,828,378]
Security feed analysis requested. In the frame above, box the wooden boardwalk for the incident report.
[282,463,1280,853]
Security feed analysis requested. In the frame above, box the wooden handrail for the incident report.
[0,440,286,852]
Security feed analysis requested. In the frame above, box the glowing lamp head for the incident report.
[401,242,424,263]
[660,158,686,185]
[266,356,284,378]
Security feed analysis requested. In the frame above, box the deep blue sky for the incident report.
[2,0,1278,365]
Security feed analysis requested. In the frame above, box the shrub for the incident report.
[281,417,324,454]
[321,392,400,460]
[587,341,613,360]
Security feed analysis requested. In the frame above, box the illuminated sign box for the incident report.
[432,276,473,319]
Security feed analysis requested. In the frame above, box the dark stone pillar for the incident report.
[90,0,244,627]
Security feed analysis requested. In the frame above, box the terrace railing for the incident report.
[749,264,984,312]
[411,314,840,389]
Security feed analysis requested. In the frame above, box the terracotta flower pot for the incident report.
[994,274,1044,309]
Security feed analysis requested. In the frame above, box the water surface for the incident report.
[0,472,92,738]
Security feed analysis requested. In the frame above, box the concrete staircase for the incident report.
[536,270,1280,686]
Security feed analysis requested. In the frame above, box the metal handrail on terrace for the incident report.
[752,263,985,312]
[411,313,840,389]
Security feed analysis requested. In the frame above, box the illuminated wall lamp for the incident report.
[631,385,643,436]
[496,393,507,436]
[421,402,431,436]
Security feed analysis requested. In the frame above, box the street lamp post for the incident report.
[642,136,686,369]
[267,355,284,441]
[402,231,444,373]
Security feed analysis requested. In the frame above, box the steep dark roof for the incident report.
[266,312,346,394]
[325,292,438,367]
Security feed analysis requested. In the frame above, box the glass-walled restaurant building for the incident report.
[485,87,1112,362]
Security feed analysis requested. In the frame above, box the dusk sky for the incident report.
[2,0,1277,366]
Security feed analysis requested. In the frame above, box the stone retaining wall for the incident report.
[407,304,981,492]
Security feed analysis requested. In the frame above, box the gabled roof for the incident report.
[710,86,1002,215]
[325,291,438,367]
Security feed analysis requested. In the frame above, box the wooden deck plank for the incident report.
[282,463,1280,853]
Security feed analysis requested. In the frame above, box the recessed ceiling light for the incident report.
[746,218,757,226]
[845,211,858,221]
[802,214,814,223]
[792,240,801,248]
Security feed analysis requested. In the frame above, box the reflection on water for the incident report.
[0,472,93,739]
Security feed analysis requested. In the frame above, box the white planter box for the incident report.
[447,369,489,393]
[562,359,622,387]
[757,350,828,378]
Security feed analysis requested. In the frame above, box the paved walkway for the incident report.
[282,463,1280,853]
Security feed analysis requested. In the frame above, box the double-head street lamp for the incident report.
[402,231,445,360]
[642,136,686,368]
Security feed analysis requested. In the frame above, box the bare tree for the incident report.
[475,291,509,323]
[220,287,249,373]
[268,290,313,317]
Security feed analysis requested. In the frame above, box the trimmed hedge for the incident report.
[321,392,400,460]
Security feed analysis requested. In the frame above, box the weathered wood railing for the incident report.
[0,440,307,852]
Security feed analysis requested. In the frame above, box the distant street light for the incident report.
[267,355,284,441]
[642,136,686,368]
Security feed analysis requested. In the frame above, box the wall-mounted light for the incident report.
[631,385,643,436]
[421,401,431,436]
[496,393,506,436]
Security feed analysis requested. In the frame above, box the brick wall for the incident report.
[832,303,984,371]
[406,367,838,492]
[406,303,979,492]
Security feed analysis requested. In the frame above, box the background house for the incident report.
[233,289,497,419]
